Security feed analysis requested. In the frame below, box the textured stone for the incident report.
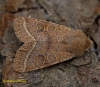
[70,51,91,66]
[3,62,29,87]
[5,0,25,12]
[0,13,14,38]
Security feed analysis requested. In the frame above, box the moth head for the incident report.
[61,30,92,57]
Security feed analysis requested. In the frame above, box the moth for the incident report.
[13,17,92,72]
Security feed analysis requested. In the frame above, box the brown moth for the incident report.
[13,17,92,72]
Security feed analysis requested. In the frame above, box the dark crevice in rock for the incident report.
[91,15,100,56]
[0,54,6,87]
[18,7,39,12]
[94,15,100,26]
[0,74,4,87]
[0,54,6,70]
[6,7,39,14]
[36,0,48,15]
[0,55,6,63]
[93,15,100,60]
[90,36,98,55]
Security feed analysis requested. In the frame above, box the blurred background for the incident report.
[0,0,100,87]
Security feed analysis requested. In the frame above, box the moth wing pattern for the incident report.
[13,17,92,72]
[13,17,36,43]
[13,41,36,72]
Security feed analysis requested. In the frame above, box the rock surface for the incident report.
[0,0,100,87]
